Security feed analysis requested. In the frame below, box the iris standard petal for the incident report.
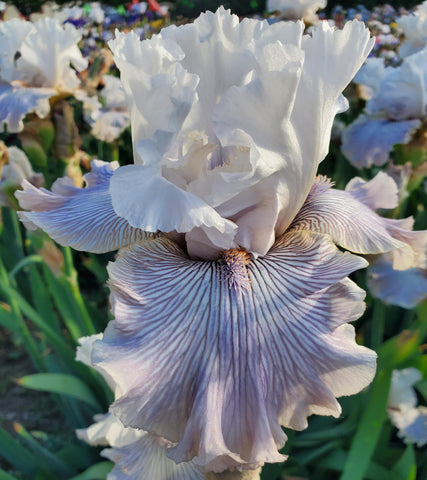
[109,163,237,248]
[341,114,421,168]
[294,20,374,172]
[0,18,34,83]
[18,18,88,90]
[92,232,374,472]
[291,173,425,264]
[16,160,149,253]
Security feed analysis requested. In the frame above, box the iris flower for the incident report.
[79,75,131,143]
[16,8,426,478]
[342,49,427,168]
[0,17,88,132]
[267,0,326,22]
[388,368,427,447]
[397,1,427,57]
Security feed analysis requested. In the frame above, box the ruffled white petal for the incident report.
[18,18,87,90]
[367,254,427,309]
[295,20,374,169]
[108,9,373,258]
[388,368,422,411]
[341,115,421,168]
[0,82,55,133]
[0,18,34,83]
[291,174,426,267]
[16,160,150,253]
[389,408,427,447]
[103,431,204,480]
[90,110,131,143]
[92,232,374,472]
[77,413,143,449]
[387,368,427,447]
[109,164,237,249]
[366,55,426,121]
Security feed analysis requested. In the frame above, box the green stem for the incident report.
[62,247,96,335]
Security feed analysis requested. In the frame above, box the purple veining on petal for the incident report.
[16,160,150,253]
[92,232,374,472]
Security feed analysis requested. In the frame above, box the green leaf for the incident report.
[0,469,19,480]
[0,425,37,476]
[0,280,74,361]
[17,373,102,410]
[13,423,73,477]
[0,304,18,333]
[318,449,401,480]
[340,369,392,480]
[68,462,113,480]
[391,445,416,480]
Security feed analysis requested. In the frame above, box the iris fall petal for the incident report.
[291,173,425,267]
[16,160,149,253]
[93,232,375,472]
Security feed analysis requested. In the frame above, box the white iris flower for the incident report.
[342,49,427,168]
[16,8,427,479]
[0,17,88,132]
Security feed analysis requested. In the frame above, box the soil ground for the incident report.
[0,327,63,470]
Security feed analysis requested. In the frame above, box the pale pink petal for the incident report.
[16,160,150,253]
[93,232,374,472]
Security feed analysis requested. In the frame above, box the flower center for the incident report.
[218,248,251,292]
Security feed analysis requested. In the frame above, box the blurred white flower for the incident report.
[388,368,427,447]
[16,9,427,478]
[79,75,130,142]
[267,0,326,22]
[0,145,44,208]
[397,1,427,57]
[0,17,88,132]
[29,2,67,23]
[342,48,427,167]
[368,245,427,309]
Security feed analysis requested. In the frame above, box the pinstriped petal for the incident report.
[16,160,150,253]
[291,174,427,267]
[77,413,205,480]
[103,431,204,480]
[93,232,375,472]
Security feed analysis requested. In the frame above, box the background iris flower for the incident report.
[0,17,87,132]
